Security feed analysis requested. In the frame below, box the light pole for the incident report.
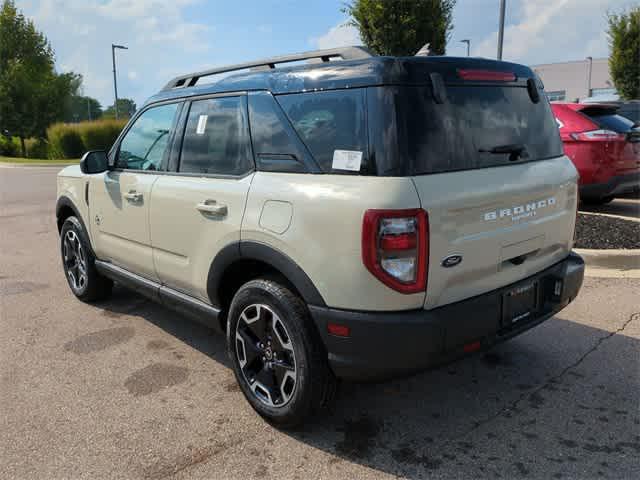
[586,56,593,97]
[497,0,506,60]
[111,44,128,120]
[460,39,470,57]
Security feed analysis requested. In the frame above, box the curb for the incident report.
[574,248,640,278]
[0,162,76,168]
[578,210,640,223]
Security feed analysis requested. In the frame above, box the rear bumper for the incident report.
[310,253,585,382]
[580,172,640,199]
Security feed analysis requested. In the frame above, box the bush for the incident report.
[25,138,49,159]
[47,123,85,159]
[47,119,126,159]
[78,119,126,151]
[0,135,19,156]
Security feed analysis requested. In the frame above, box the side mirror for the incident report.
[80,150,109,174]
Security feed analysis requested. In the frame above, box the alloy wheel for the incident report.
[235,304,297,407]
[63,230,87,292]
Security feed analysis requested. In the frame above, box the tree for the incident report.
[0,0,78,156]
[103,98,137,120]
[608,7,640,100]
[343,0,456,56]
[64,95,103,123]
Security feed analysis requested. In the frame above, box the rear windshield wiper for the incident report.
[479,144,528,161]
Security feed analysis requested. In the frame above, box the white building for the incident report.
[531,58,617,103]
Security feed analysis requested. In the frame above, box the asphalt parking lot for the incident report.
[1,166,639,480]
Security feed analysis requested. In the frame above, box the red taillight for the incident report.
[569,129,623,142]
[457,69,516,82]
[362,209,428,294]
[380,233,417,251]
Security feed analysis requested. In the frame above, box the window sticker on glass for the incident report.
[196,114,208,135]
[332,149,362,171]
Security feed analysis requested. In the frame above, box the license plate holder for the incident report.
[502,280,538,327]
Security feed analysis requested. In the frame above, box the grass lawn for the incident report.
[0,155,78,165]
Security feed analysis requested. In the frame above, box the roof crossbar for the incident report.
[162,46,373,91]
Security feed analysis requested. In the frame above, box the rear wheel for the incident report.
[227,278,336,427]
[60,216,113,302]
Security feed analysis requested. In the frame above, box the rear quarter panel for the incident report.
[562,142,610,185]
[242,172,424,311]
[552,104,610,185]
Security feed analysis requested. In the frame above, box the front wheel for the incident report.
[227,278,336,427]
[60,216,113,302]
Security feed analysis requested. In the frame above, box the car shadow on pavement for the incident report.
[97,285,231,369]
[97,287,639,479]
[285,312,640,479]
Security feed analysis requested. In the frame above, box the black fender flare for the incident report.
[56,196,96,257]
[56,195,86,231]
[206,241,326,309]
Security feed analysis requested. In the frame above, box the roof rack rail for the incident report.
[162,46,373,91]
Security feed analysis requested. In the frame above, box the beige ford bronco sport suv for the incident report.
[57,47,585,426]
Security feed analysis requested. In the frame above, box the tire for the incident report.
[226,278,336,427]
[60,216,113,302]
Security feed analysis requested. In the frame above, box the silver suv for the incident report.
[56,47,585,426]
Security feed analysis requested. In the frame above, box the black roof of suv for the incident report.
[146,46,539,107]
[138,46,559,178]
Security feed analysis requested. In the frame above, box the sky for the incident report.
[15,0,635,109]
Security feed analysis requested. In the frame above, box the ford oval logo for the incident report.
[442,254,463,268]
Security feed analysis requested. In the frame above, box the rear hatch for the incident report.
[579,105,640,176]
[368,67,578,309]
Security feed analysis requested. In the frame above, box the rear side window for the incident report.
[585,112,636,133]
[248,92,313,173]
[179,96,253,176]
[368,85,564,176]
[277,89,370,174]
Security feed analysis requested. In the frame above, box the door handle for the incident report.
[124,190,143,203]
[196,200,228,217]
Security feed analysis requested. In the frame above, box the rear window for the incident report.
[368,85,564,176]
[617,103,640,124]
[276,90,370,174]
[585,111,637,133]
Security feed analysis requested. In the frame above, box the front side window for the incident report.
[116,103,179,170]
[179,96,253,175]
[277,89,369,174]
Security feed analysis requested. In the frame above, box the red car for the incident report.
[551,102,640,204]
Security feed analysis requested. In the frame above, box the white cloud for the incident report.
[23,0,212,107]
[95,0,199,21]
[472,0,628,65]
[310,21,361,50]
